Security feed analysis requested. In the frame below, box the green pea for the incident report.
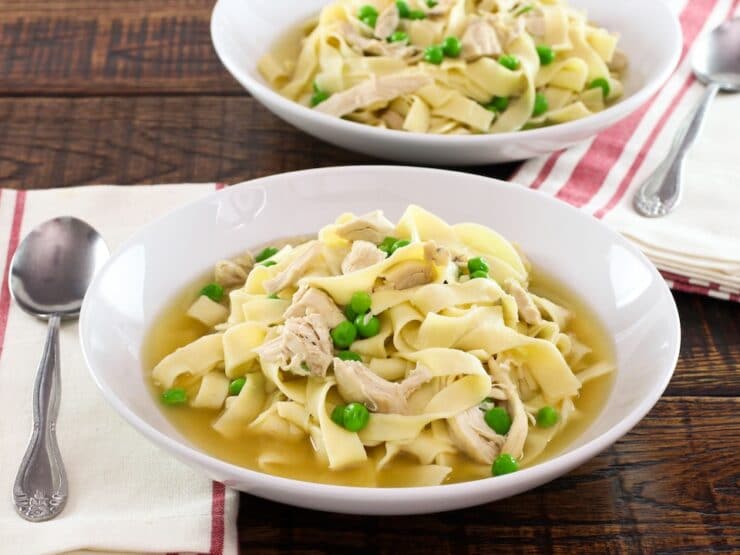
[498,54,520,71]
[532,92,548,117]
[536,406,559,428]
[255,246,278,262]
[470,270,488,279]
[492,453,519,476]
[342,402,370,432]
[331,404,346,426]
[228,377,246,396]
[161,387,188,405]
[310,89,330,107]
[396,0,411,18]
[345,304,358,321]
[336,350,362,361]
[267,293,280,299]
[358,5,379,27]
[536,44,555,66]
[262,260,277,267]
[354,312,381,338]
[350,291,372,315]
[379,236,398,255]
[426,0,438,6]
[588,77,611,99]
[408,9,426,20]
[485,96,509,113]
[389,238,411,254]
[388,30,409,44]
[467,256,489,274]
[331,320,357,348]
[479,397,496,411]
[424,45,444,65]
[484,407,512,435]
[199,283,224,302]
[442,36,462,58]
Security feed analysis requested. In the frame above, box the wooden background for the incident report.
[2,1,737,552]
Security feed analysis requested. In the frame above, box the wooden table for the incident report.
[2,2,737,552]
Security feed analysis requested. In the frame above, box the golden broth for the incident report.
[143,267,613,487]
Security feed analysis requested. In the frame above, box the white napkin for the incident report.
[513,0,740,302]
[0,185,239,555]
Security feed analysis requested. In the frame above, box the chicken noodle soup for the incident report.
[258,0,627,134]
[146,206,614,486]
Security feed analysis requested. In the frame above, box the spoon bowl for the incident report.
[693,17,740,91]
[9,216,108,522]
[10,217,109,319]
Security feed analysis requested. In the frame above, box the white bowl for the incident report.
[80,166,680,515]
[210,0,681,165]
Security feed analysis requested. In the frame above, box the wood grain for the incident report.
[237,397,740,554]
[0,0,236,94]
[0,96,518,189]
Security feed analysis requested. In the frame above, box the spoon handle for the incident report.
[13,314,68,522]
[634,82,720,217]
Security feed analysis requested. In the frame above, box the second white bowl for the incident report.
[210,0,681,165]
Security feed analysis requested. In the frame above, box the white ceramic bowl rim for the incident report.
[210,0,682,146]
[80,166,681,509]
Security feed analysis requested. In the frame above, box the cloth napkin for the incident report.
[0,185,239,555]
[513,0,740,302]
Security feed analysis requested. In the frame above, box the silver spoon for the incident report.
[634,17,740,217]
[9,217,109,522]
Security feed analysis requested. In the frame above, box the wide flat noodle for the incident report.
[258,0,626,135]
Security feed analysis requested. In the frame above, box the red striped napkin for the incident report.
[513,0,740,302]
[0,186,238,555]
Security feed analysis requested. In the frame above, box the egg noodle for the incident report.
[258,0,627,134]
[151,206,613,486]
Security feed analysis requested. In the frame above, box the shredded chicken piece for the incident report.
[214,260,248,288]
[315,73,433,118]
[424,241,451,267]
[447,406,504,464]
[343,24,420,60]
[505,279,542,325]
[374,3,400,40]
[461,18,502,60]
[263,242,321,294]
[608,50,628,73]
[333,360,432,414]
[232,252,255,270]
[383,260,434,290]
[489,358,528,459]
[214,251,254,288]
[284,284,345,327]
[381,109,405,130]
[335,210,396,244]
[341,240,386,274]
[255,314,333,377]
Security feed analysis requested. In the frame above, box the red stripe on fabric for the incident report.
[210,481,226,555]
[592,74,696,217]
[530,150,565,190]
[553,0,718,207]
[215,182,225,191]
[0,190,27,361]
[593,0,738,218]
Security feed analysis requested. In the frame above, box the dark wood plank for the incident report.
[0,0,237,94]
[237,397,740,554]
[0,95,518,187]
